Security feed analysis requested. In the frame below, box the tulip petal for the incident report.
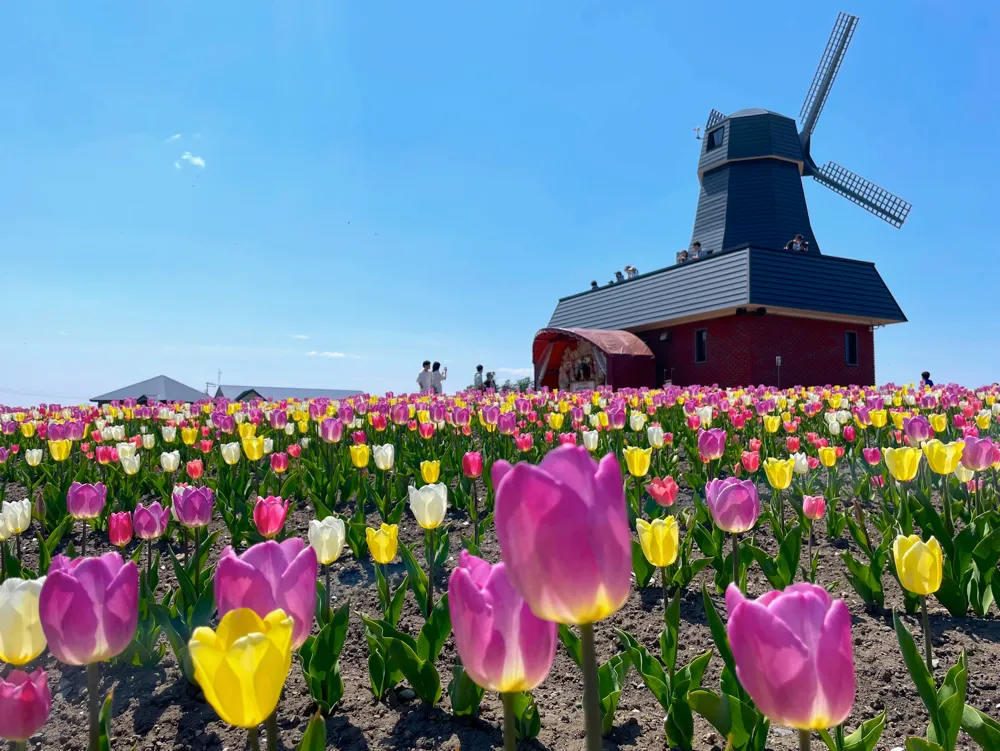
[215,555,279,624]
[38,571,98,665]
[814,600,855,728]
[103,561,139,658]
[768,588,828,652]
[277,547,317,648]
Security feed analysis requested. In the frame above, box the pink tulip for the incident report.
[726,583,855,730]
[270,452,289,474]
[253,496,289,538]
[705,477,760,533]
[96,445,114,465]
[843,425,856,442]
[802,495,826,520]
[498,413,517,435]
[39,553,139,665]
[133,502,169,540]
[492,445,631,625]
[558,432,577,446]
[462,451,483,479]
[515,433,534,452]
[320,417,344,443]
[645,476,679,507]
[903,415,932,444]
[418,422,435,439]
[108,511,133,547]
[698,428,727,461]
[171,485,214,528]
[215,539,317,648]
[0,669,51,741]
[741,450,760,473]
[186,459,204,479]
[67,482,107,520]
[448,551,557,693]
[962,436,995,472]
[862,447,881,465]
[786,437,800,453]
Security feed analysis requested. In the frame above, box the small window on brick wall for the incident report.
[695,329,707,363]
[845,331,858,366]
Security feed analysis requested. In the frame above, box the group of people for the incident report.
[676,241,704,263]
[472,364,497,391]
[589,265,639,290]
[784,234,810,252]
[416,361,447,394]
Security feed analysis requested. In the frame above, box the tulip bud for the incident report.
[309,516,346,565]
[108,511,133,547]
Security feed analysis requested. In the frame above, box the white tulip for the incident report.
[161,426,177,443]
[263,438,274,455]
[100,427,115,442]
[110,425,125,441]
[233,411,247,424]
[94,419,107,430]
[160,450,180,472]
[647,425,665,449]
[629,412,647,431]
[583,403,592,415]
[121,454,141,476]
[220,442,241,466]
[284,423,295,436]
[0,577,47,664]
[582,430,600,452]
[116,442,136,460]
[408,484,448,530]
[791,452,810,475]
[308,516,347,565]
[373,444,395,471]
[589,414,601,429]
[25,449,43,467]
[695,405,713,427]
[828,421,841,436]
[0,516,9,542]
[2,499,32,535]
[954,465,975,483]
[142,433,156,450]
[300,437,311,450]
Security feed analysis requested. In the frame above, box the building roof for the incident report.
[215,385,362,402]
[547,246,905,332]
[532,328,655,362]
[91,375,208,404]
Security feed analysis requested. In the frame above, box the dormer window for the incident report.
[707,126,724,151]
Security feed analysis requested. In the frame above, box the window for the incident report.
[695,329,707,363]
[707,127,724,150]
[845,331,858,366]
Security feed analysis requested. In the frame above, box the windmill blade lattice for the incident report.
[706,109,727,130]
[813,161,912,228]
[799,11,858,139]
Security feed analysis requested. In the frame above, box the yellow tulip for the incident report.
[420,460,440,484]
[892,535,943,596]
[20,422,36,438]
[828,394,842,409]
[188,608,294,728]
[623,446,652,478]
[0,578,47,665]
[350,444,371,469]
[547,413,564,430]
[181,427,198,446]
[763,415,781,434]
[923,439,964,476]
[884,446,921,482]
[763,457,795,490]
[890,411,909,431]
[242,436,265,461]
[869,409,887,428]
[976,413,991,430]
[817,446,838,468]
[366,524,399,564]
[636,517,679,568]
[238,423,257,440]
[928,414,948,434]
[48,439,71,462]
[417,410,431,424]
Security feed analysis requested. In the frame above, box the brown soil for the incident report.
[4,479,999,751]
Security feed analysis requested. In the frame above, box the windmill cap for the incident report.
[726,107,794,120]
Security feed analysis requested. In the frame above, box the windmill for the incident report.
[690,12,911,255]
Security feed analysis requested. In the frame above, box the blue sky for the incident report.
[1,1,998,405]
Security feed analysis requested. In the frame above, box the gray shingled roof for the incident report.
[548,246,905,331]
[91,375,208,404]
[215,385,362,401]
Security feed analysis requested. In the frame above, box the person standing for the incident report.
[921,371,934,387]
[417,361,433,393]
[431,362,447,394]
[473,365,484,390]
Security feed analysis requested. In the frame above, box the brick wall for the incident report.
[638,314,875,387]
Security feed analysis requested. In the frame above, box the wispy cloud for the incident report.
[173,161,181,169]
[290,334,310,340]
[304,350,363,359]
[305,351,318,356]
[166,133,182,142]
[497,367,532,377]
[58,331,68,337]
[320,351,346,358]
[181,151,206,168]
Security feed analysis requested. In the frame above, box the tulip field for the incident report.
[6,387,1000,750]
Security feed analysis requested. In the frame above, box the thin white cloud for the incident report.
[496,367,532,377]
[348,354,363,360]
[305,351,318,356]
[58,331,68,336]
[166,133,182,142]
[173,161,181,169]
[319,351,346,358]
[181,151,206,168]
[290,334,310,340]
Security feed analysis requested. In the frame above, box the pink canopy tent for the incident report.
[532,327,656,390]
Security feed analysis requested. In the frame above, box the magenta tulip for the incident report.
[698,428,727,461]
[705,477,760,533]
[903,415,932,444]
[253,496,289,538]
[492,445,631,625]
[802,495,826,521]
[270,452,289,473]
[497,412,517,435]
[726,583,855,730]
[133,502,169,540]
[962,436,995,472]
[0,669,51,741]
[214,538,317,648]
[462,451,484,479]
[861,447,881,466]
[171,485,214,528]
[320,417,344,443]
[449,551,557,693]
[66,482,107,520]
[39,553,139,665]
[108,512,133,547]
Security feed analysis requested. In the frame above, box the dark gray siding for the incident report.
[748,248,906,321]
[548,250,750,330]
[722,160,820,253]
[726,113,803,163]
[690,168,728,252]
[699,121,730,174]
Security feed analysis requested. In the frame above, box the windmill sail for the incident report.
[799,12,858,139]
[813,161,912,228]
[706,109,727,130]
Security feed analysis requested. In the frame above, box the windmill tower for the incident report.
[691,12,911,255]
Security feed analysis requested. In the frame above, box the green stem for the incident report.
[325,563,332,622]
[81,519,88,558]
[427,527,435,611]
[578,623,603,751]
[248,727,261,751]
[921,595,933,674]
[799,729,811,751]
[87,662,101,751]
[661,565,670,607]
[265,712,278,751]
[732,532,741,591]
[13,741,27,751]
[807,520,814,582]
[501,692,518,751]
[193,525,201,594]
[942,475,954,537]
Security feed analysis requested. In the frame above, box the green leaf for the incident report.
[661,587,681,674]
[616,629,670,711]
[509,692,541,741]
[382,633,441,705]
[166,544,198,611]
[688,689,757,749]
[701,585,737,677]
[398,541,430,617]
[558,624,583,669]
[389,574,409,628]
[447,662,485,717]
[905,737,944,751]
[296,713,327,751]
[961,703,1000,750]
[416,593,451,663]
[677,650,712,693]
[776,523,802,583]
[97,687,115,751]
[598,653,630,736]
[893,611,941,726]
[838,711,887,751]
[631,539,656,588]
